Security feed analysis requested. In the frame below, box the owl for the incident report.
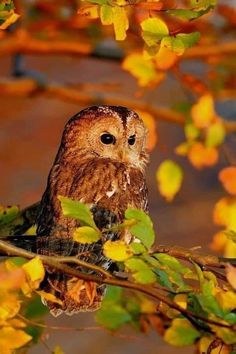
[36,105,149,316]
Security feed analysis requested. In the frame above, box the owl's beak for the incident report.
[118,149,129,162]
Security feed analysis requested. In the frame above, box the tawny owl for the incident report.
[36,105,149,316]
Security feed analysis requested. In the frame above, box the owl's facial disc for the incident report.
[86,115,148,169]
[63,109,148,170]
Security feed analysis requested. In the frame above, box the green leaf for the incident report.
[167,9,204,20]
[190,0,216,9]
[176,32,200,49]
[125,208,155,249]
[73,226,101,243]
[184,123,200,141]
[205,121,226,147]
[130,242,147,254]
[141,17,169,47]
[211,326,236,345]
[125,258,156,284]
[164,318,200,346]
[103,286,123,302]
[103,240,131,261]
[7,257,27,267]
[153,254,189,275]
[112,6,128,41]
[100,4,113,25]
[96,303,132,330]
[161,36,185,55]
[25,325,43,344]
[24,294,49,319]
[156,160,183,202]
[0,205,20,226]
[197,280,225,317]
[58,196,97,229]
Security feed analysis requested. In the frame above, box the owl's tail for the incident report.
[40,272,105,317]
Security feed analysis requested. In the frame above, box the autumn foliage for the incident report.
[0,0,236,353]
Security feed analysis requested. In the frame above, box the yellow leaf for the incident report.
[24,225,37,235]
[22,257,45,291]
[103,240,131,261]
[224,239,236,258]
[174,294,187,310]
[156,160,183,202]
[136,110,157,151]
[112,6,128,41]
[8,318,26,329]
[37,291,63,306]
[53,345,65,354]
[191,94,215,128]
[215,289,236,312]
[198,336,230,354]
[0,293,21,320]
[175,142,190,156]
[164,318,200,346]
[213,197,236,231]
[155,45,178,70]
[100,5,113,25]
[122,53,164,87]
[219,166,236,196]
[205,120,225,147]
[73,226,101,244]
[0,12,20,30]
[0,327,31,350]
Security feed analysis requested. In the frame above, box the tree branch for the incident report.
[0,239,234,331]
[0,32,92,57]
[0,31,236,60]
[0,78,235,132]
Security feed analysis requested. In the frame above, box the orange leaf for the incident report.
[155,46,178,70]
[210,231,227,252]
[188,142,218,169]
[213,197,236,230]
[136,110,157,151]
[219,166,236,196]
[191,94,216,128]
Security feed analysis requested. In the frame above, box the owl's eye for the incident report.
[128,135,136,145]
[100,133,116,145]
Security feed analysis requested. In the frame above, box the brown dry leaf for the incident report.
[84,281,97,305]
[219,166,236,196]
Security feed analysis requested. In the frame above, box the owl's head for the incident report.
[59,106,149,171]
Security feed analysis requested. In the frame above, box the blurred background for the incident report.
[0,0,235,353]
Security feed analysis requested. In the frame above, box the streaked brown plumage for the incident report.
[36,105,149,316]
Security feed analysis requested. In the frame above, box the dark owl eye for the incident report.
[128,135,136,145]
[100,133,116,145]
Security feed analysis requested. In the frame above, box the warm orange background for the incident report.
[0,54,224,353]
